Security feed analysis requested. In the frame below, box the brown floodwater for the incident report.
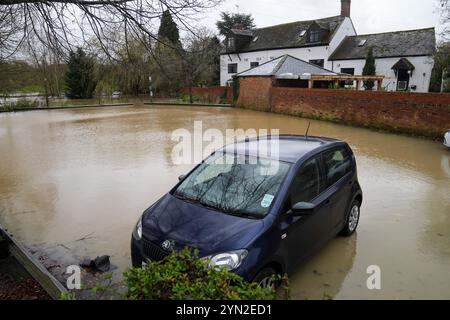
[0,103,449,299]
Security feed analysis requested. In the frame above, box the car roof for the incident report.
[220,135,344,163]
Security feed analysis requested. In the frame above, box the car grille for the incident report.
[142,238,169,262]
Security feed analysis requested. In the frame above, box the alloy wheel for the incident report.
[348,205,360,232]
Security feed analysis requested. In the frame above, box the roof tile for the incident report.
[329,28,436,60]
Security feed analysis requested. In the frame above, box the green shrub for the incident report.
[180,94,202,104]
[124,248,277,300]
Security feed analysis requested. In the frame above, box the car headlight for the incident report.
[203,250,248,271]
[135,217,142,240]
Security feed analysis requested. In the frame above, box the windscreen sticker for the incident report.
[261,194,275,208]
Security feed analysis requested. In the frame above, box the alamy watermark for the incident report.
[66,265,81,290]
[366,265,381,290]
[171,121,281,174]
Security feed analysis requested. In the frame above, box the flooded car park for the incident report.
[0,104,449,299]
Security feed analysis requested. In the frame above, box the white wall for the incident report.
[219,17,434,92]
[331,56,434,92]
[220,17,357,86]
[328,17,357,57]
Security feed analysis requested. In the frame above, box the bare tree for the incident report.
[180,28,222,103]
[440,0,450,39]
[0,0,222,60]
[24,37,66,102]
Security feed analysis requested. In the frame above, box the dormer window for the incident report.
[228,37,235,49]
[309,30,321,43]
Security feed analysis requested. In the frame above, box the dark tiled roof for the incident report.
[231,15,345,53]
[230,29,253,37]
[391,58,415,70]
[329,28,436,60]
[237,54,337,77]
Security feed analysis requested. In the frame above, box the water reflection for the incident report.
[289,234,357,300]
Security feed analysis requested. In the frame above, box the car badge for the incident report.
[162,240,172,251]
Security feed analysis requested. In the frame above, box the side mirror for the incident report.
[289,202,316,216]
[178,175,186,181]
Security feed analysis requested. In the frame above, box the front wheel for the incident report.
[253,267,279,289]
[340,200,360,236]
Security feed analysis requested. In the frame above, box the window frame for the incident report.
[281,154,326,212]
[340,68,355,75]
[250,61,259,68]
[340,68,355,86]
[228,63,238,74]
[309,59,325,68]
[173,152,293,219]
[320,146,354,190]
[308,29,321,43]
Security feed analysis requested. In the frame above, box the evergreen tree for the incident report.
[210,36,222,85]
[65,48,97,99]
[158,10,180,45]
[429,42,450,92]
[362,47,376,90]
[216,12,256,37]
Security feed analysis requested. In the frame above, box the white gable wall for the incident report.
[331,56,434,92]
[328,17,356,55]
[220,17,356,86]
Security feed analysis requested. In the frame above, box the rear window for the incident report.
[323,148,352,187]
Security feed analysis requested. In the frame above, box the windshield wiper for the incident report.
[174,193,221,212]
[174,193,259,219]
[221,209,260,220]
[197,200,221,212]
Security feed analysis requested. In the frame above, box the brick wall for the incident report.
[183,87,232,104]
[236,78,450,138]
[270,88,450,137]
[236,77,274,111]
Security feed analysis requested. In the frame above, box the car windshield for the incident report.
[173,152,291,218]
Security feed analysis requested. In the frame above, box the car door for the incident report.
[322,147,354,235]
[280,155,330,268]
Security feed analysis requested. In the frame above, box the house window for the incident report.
[309,59,324,68]
[341,68,355,75]
[309,30,321,43]
[358,39,367,47]
[250,62,259,68]
[341,68,355,86]
[228,63,238,74]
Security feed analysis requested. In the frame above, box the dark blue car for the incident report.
[131,135,362,286]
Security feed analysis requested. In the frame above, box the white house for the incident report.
[220,0,436,92]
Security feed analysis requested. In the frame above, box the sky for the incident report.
[199,0,443,38]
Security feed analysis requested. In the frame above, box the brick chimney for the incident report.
[341,0,351,17]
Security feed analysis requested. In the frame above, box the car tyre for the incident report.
[340,199,360,237]
[253,267,279,289]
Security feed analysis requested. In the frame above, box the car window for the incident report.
[286,157,321,207]
[323,148,352,187]
[174,152,291,218]
[192,153,234,186]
